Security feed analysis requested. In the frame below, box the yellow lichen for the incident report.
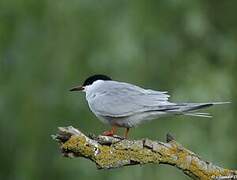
[62,136,95,159]
[58,132,237,179]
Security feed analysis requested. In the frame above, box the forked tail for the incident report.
[169,102,230,118]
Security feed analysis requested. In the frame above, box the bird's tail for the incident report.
[169,102,230,118]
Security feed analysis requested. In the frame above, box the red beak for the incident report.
[69,85,84,91]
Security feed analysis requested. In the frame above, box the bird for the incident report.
[70,74,229,138]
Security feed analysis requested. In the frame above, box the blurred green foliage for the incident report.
[0,0,237,180]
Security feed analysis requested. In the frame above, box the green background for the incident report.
[1,0,236,179]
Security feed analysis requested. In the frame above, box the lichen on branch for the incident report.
[52,126,237,180]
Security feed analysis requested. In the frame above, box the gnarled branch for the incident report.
[52,126,236,180]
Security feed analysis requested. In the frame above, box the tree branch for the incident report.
[52,126,236,180]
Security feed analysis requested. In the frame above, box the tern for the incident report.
[70,74,229,138]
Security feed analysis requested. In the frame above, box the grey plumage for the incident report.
[84,80,229,128]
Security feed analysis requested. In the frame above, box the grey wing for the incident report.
[89,81,174,117]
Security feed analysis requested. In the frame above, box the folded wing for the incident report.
[88,81,173,117]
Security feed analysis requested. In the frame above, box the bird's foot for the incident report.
[102,130,115,136]
[102,126,117,137]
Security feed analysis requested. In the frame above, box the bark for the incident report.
[52,126,237,180]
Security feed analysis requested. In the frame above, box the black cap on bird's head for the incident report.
[70,74,112,91]
[82,74,112,86]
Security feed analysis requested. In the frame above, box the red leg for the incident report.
[124,128,130,138]
[102,126,117,136]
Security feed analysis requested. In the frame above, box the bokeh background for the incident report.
[1,0,237,179]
